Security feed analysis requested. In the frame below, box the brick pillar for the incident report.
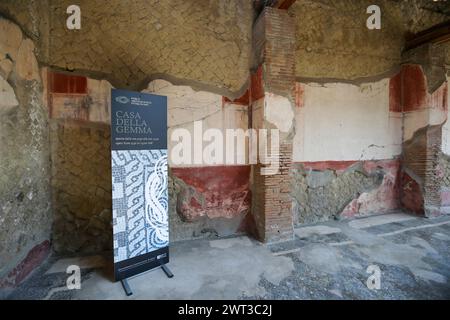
[401,43,449,218]
[249,7,296,243]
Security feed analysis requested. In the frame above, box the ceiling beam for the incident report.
[275,0,297,10]
[254,0,296,14]
[405,20,450,51]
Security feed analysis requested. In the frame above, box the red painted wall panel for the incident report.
[0,240,50,288]
[402,65,428,112]
[389,71,402,112]
[49,72,87,94]
[172,166,251,221]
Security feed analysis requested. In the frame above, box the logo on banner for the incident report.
[115,96,130,104]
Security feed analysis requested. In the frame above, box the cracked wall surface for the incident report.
[2,1,448,93]
[50,120,112,254]
[169,168,250,242]
[0,0,253,96]
[293,79,402,162]
[47,74,252,252]
[1,0,449,269]
[291,161,400,224]
[291,0,449,82]
[398,62,448,217]
[0,18,51,286]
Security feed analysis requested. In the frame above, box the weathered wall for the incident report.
[291,0,449,82]
[0,1,50,63]
[397,62,448,217]
[0,0,253,96]
[48,72,252,252]
[291,76,403,223]
[441,74,450,155]
[1,1,449,264]
[147,80,252,240]
[50,120,112,254]
[438,73,450,214]
[293,80,402,162]
[249,8,297,242]
[292,160,400,224]
[0,18,51,287]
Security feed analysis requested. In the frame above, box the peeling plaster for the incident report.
[264,93,294,133]
[0,75,18,114]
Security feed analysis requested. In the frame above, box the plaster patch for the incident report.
[264,94,294,133]
[16,39,39,81]
[0,18,22,61]
[0,59,13,79]
[0,75,19,114]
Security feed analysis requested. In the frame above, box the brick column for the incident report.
[250,7,296,243]
[401,44,449,218]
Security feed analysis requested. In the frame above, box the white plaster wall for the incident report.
[293,79,402,162]
[441,76,450,155]
[145,79,248,167]
[87,79,112,123]
[49,77,249,167]
[403,107,447,142]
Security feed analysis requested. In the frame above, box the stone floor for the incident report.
[4,212,450,300]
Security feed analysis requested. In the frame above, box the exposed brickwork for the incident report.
[401,171,425,214]
[438,153,450,208]
[386,58,450,218]
[252,143,294,242]
[402,125,443,217]
[423,126,443,216]
[439,153,450,189]
[250,8,296,243]
[254,7,296,96]
[250,66,265,102]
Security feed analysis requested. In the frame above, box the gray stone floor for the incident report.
[4,212,450,300]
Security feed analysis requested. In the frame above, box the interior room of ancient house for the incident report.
[0,0,450,300]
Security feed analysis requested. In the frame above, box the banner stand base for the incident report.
[120,264,174,296]
[121,278,133,296]
[161,264,174,278]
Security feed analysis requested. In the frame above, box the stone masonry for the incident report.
[291,162,385,224]
[0,18,52,287]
